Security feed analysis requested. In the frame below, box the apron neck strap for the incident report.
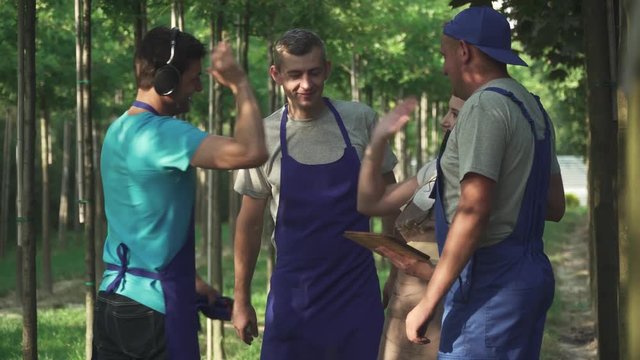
[279,98,351,156]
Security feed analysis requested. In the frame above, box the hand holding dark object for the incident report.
[196,293,233,321]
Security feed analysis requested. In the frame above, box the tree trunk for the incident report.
[206,6,226,359]
[415,94,424,170]
[76,0,96,358]
[393,92,408,182]
[171,0,185,30]
[238,0,250,74]
[622,3,640,359]
[229,0,250,255]
[16,0,25,306]
[198,167,208,256]
[0,110,13,257]
[584,0,620,358]
[625,73,640,360]
[75,0,85,228]
[430,101,439,156]
[58,120,72,247]
[93,126,105,279]
[264,40,278,288]
[40,96,53,294]
[268,40,277,114]
[133,0,147,50]
[19,0,38,357]
[350,53,360,102]
[419,93,429,164]
[364,85,373,108]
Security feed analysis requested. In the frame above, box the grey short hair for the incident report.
[273,28,326,69]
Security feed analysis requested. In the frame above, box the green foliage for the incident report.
[0,0,17,106]
[566,193,581,208]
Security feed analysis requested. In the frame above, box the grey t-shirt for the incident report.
[234,99,397,226]
[440,78,561,247]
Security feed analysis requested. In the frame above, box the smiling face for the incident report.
[270,46,330,119]
[169,59,203,115]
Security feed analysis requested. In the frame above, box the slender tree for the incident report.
[583,0,620,357]
[40,94,53,294]
[18,0,38,357]
[264,39,277,290]
[58,120,72,247]
[418,93,428,166]
[93,125,105,279]
[134,0,147,50]
[171,0,185,30]
[350,53,361,102]
[228,0,250,281]
[75,0,96,357]
[16,0,25,307]
[0,110,13,258]
[207,3,226,359]
[75,0,85,229]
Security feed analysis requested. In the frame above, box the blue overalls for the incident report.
[260,98,384,359]
[434,88,555,359]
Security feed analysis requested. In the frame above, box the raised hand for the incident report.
[372,97,418,142]
[208,42,248,92]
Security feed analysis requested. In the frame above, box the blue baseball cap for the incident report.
[443,6,527,66]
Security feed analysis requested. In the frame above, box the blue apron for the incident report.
[104,100,201,360]
[261,98,384,359]
[434,88,555,359]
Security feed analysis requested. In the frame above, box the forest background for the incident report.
[0,0,600,359]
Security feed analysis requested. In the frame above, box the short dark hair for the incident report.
[134,26,206,90]
[272,28,326,70]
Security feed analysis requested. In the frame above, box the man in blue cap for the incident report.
[403,6,566,359]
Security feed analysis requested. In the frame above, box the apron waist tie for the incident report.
[105,243,162,293]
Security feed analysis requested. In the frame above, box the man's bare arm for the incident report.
[406,173,495,343]
[546,173,565,222]
[232,195,268,344]
[191,42,267,170]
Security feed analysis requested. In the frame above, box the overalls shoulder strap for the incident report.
[483,86,551,138]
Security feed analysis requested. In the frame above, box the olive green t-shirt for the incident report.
[440,78,561,247]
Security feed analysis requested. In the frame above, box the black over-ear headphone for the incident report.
[154,27,181,96]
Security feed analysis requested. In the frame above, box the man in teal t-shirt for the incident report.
[93,26,267,359]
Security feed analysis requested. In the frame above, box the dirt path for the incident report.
[0,278,86,313]
[550,217,598,359]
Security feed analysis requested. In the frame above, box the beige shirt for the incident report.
[440,78,561,247]
[234,99,397,227]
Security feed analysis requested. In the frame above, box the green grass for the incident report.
[0,233,86,297]
[0,307,85,359]
[0,209,588,358]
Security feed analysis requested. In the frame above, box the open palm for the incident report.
[373,97,418,141]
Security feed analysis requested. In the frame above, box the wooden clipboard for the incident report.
[343,231,431,262]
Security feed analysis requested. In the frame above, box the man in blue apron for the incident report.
[404,7,566,359]
[232,29,397,359]
[93,27,267,359]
